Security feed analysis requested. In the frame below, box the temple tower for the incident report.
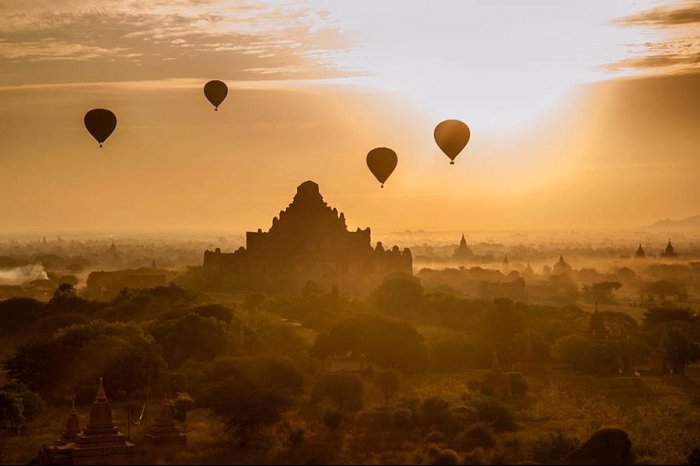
[482,351,512,398]
[57,400,81,445]
[143,395,187,461]
[661,239,677,258]
[40,379,136,465]
[453,233,473,261]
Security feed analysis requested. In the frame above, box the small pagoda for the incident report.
[552,254,573,276]
[143,395,187,460]
[482,351,512,398]
[39,379,136,465]
[502,254,511,273]
[635,244,645,258]
[661,239,678,258]
[453,233,473,261]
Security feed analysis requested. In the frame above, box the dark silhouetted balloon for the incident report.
[204,80,228,111]
[84,109,117,148]
[366,147,398,188]
[434,119,470,164]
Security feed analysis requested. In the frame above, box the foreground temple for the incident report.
[201,181,412,294]
[39,379,136,465]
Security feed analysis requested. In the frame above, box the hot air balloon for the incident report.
[204,80,228,111]
[84,109,117,148]
[366,147,398,188]
[434,119,470,164]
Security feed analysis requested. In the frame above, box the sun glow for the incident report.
[309,0,663,132]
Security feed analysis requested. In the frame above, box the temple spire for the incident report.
[96,377,107,402]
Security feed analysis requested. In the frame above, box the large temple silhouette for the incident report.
[200,181,412,294]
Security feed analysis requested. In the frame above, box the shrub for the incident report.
[462,448,487,465]
[391,408,413,429]
[323,409,342,430]
[421,397,450,426]
[530,431,579,464]
[431,448,459,465]
[0,382,43,434]
[312,372,363,412]
[469,398,516,432]
[172,392,195,423]
[507,373,528,397]
[566,428,632,465]
[288,428,305,449]
[424,430,447,444]
[458,422,496,451]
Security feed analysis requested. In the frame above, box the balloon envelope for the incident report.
[366,147,398,187]
[434,119,470,164]
[84,109,117,147]
[204,80,228,110]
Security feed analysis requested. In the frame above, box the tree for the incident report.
[482,298,525,343]
[199,356,304,444]
[47,283,97,314]
[4,320,166,402]
[312,373,363,412]
[190,304,236,324]
[458,422,496,451]
[374,369,400,407]
[172,392,195,423]
[643,280,688,302]
[201,376,290,445]
[311,315,429,371]
[582,281,622,304]
[552,335,616,374]
[0,297,44,337]
[0,382,43,434]
[148,313,230,368]
[371,273,424,315]
[420,397,450,426]
[566,428,632,465]
[468,397,516,432]
[643,307,696,327]
[662,328,700,374]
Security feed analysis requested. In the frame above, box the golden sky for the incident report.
[0,0,699,234]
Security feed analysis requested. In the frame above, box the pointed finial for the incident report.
[96,377,107,401]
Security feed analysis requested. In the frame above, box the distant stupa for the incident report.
[552,254,573,276]
[635,244,645,258]
[453,233,473,261]
[502,254,510,273]
[661,239,677,258]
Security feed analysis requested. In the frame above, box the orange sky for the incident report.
[0,1,699,234]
